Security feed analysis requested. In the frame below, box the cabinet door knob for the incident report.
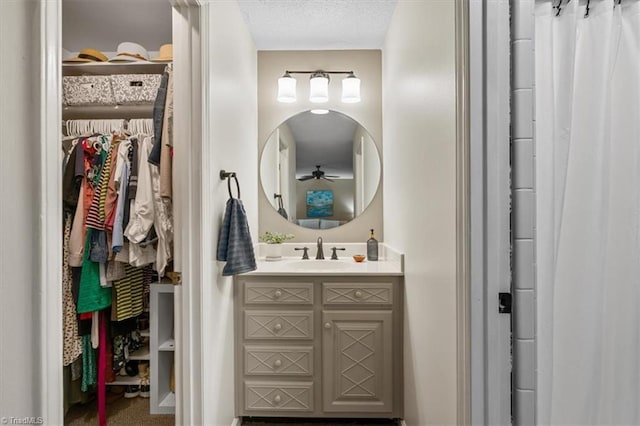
[354,290,363,298]
[274,359,282,368]
[273,394,281,404]
[324,322,331,329]
[274,290,282,299]
[274,323,282,332]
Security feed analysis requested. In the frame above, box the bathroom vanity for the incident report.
[233,247,404,419]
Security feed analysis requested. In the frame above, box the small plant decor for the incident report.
[259,231,295,244]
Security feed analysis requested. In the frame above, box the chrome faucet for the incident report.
[316,236,324,260]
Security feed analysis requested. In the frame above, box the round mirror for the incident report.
[260,110,381,230]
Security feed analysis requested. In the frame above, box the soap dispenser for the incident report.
[367,229,379,261]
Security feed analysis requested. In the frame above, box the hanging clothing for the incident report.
[148,70,169,166]
[159,66,174,199]
[77,229,112,313]
[63,214,83,366]
[112,157,130,254]
[63,143,82,215]
[146,136,174,275]
[125,135,157,268]
[112,264,146,321]
[86,139,115,230]
[80,335,96,392]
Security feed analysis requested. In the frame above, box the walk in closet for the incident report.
[61,1,177,424]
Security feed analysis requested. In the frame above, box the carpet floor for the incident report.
[64,390,174,425]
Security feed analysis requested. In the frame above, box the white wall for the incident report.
[258,50,383,243]
[0,0,42,419]
[382,1,458,424]
[201,2,257,424]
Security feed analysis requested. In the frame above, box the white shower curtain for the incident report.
[535,0,640,424]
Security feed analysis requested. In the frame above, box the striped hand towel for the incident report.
[217,198,257,276]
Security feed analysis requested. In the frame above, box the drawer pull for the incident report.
[324,322,332,329]
[273,394,281,404]
[273,359,282,368]
[274,290,282,299]
[354,290,363,298]
[274,323,282,332]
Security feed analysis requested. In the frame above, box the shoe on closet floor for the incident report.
[124,385,140,398]
[138,362,150,398]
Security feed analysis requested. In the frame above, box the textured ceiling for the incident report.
[62,0,172,52]
[237,0,398,50]
[62,0,397,52]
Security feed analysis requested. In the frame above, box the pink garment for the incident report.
[98,310,107,426]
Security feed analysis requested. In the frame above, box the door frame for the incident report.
[469,0,513,425]
[38,0,206,424]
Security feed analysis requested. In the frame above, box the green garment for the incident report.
[80,335,96,392]
[77,228,112,313]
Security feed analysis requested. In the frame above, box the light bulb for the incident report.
[277,72,296,103]
[309,72,329,103]
[341,73,361,103]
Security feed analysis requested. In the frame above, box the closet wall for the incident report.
[0,1,43,419]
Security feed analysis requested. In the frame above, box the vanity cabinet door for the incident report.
[322,310,393,413]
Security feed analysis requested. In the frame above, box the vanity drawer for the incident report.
[322,282,394,305]
[245,311,314,340]
[245,381,314,412]
[244,345,313,376]
[245,281,313,305]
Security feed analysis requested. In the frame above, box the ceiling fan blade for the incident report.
[321,177,334,182]
[298,175,314,181]
[325,175,339,178]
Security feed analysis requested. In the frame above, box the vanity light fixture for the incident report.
[277,70,361,104]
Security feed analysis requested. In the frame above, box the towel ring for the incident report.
[220,170,241,199]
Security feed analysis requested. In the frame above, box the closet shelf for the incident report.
[63,105,154,120]
[159,392,176,408]
[128,344,150,361]
[158,339,175,352]
[63,62,168,76]
[107,374,143,386]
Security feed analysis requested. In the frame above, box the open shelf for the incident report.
[128,344,150,361]
[159,392,176,408]
[63,62,169,76]
[158,339,175,352]
[62,104,153,120]
[107,374,141,386]
[151,283,175,414]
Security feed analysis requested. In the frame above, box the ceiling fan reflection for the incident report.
[298,165,339,182]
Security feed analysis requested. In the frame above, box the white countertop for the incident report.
[242,242,404,276]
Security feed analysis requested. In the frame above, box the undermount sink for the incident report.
[289,260,353,270]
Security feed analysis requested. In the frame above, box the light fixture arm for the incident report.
[284,70,355,76]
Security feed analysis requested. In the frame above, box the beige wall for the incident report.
[258,50,383,243]
[202,2,257,424]
[382,1,458,425]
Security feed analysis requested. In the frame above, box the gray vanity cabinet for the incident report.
[234,276,403,419]
[322,310,393,413]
